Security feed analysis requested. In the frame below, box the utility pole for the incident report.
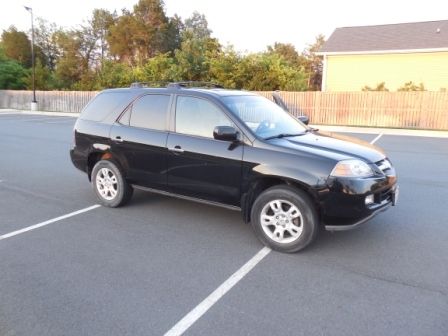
[24,6,37,110]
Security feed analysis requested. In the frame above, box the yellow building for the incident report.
[318,20,448,92]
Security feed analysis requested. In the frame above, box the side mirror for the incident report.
[213,126,239,142]
[298,115,310,125]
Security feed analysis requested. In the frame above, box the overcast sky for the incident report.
[1,0,446,52]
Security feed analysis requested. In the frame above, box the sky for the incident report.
[1,0,447,53]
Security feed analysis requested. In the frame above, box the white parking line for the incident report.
[164,132,387,335]
[0,205,101,241]
[164,247,271,336]
[370,133,383,144]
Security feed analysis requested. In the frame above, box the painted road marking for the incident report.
[164,247,271,336]
[370,133,383,144]
[165,133,387,335]
[0,205,101,241]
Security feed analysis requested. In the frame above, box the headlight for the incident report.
[330,159,374,177]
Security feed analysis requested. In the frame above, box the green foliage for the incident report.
[208,46,241,88]
[53,30,85,88]
[235,53,307,91]
[398,81,426,91]
[362,82,389,91]
[267,42,303,67]
[302,35,325,90]
[142,53,180,82]
[92,60,134,89]
[1,26,32,67]
[108,0,180,65]
[34,18,60,70]
[24,59,57,90]
[0,58,28,89]
[0,2,320,92]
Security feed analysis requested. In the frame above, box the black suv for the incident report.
[70,82,398,253]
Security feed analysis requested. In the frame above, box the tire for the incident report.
[250,185,318,253]
[91,160,133,207]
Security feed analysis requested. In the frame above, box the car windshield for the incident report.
[222,95,308,139]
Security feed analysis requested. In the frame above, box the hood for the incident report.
[268,130,385,163]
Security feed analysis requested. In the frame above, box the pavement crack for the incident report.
[321,262,448,298]
[0,182,66,204]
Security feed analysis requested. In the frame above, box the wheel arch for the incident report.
[241,175,321,224]
[87,151,125,181]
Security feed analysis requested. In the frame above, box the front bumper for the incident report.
[320,171,398,231]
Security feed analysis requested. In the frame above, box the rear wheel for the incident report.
[250,185,318,253]
[91,160,133,207]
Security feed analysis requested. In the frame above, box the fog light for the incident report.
[365,195,374,205]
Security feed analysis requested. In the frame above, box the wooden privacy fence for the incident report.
[0,90,98,114]
[1,90,448,130]
[258,91,448,130]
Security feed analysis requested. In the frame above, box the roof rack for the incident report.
[167,81,224,89]
[130,81,169,88]
[129,81,224,89]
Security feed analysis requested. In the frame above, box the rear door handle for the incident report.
[113,136,124,142]
[168,145,184,153]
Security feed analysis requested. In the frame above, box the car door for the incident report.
[166,95,243,206]
[110,94,171,190]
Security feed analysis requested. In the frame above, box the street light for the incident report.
[24,6,37,110]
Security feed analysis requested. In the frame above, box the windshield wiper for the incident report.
[264,132,306,140]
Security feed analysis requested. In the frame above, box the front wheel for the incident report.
[91,160,133,207]
[250,185,318,253]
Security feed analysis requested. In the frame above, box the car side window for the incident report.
[175,96,233,138]
[129,94,170,131]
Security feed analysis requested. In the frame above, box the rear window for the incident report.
[80,92,133,122]
[129,94,170,131]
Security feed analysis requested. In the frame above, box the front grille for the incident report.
[376,158,392,174]
[377,188,393,204]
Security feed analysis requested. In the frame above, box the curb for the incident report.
[0,109,79,117]
[313,125,448,138]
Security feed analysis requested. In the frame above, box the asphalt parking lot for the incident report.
[0,111,447,336]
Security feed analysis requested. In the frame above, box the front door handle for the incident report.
[168,145,184,153]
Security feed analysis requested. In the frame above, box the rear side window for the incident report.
[80,92,132,122]
[130,94,170,131]
[175,96,233,138]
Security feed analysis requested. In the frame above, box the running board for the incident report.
[131,185,241,212]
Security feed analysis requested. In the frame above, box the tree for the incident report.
[1,26,32,67]
[302,34,325,90]
[54,30,87,88]
[175,37,220,81]
[209,46,241,88]
[34,18,60,70]
[267,42,304,67]
[92,60,133,89]
[362,82,389,91]
[173,11,220,81]
[183,11,212,40]
[90,9,117,65]
[141,53,180,82]
[108,11,139,65]
[0,59,28,89]
[25,59,55,90]
[108,0,178,65]
[235,52,307,91]
[398,81,425,91]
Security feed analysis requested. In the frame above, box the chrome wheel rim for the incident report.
[96,168,118,201]
[260,199,303,244]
